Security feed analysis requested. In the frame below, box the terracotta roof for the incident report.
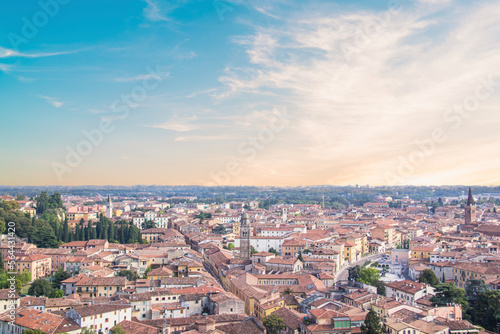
[114,320,159,334]
[272,307,307,330]
[73,304,131,317]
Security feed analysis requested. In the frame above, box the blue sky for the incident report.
[1,0,500,186]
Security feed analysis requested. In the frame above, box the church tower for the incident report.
[240,211,251,260]
[106,195,113,218]
[282,207,288,223]
[464,187,476,224]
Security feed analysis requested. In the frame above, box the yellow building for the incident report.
[343,242,357,262]
[16,255,52,281]
[147,266,174,280]
[453,262,500,289]
[75,276,128,298]
[411,246,436,259]
[255,297,284,319]
[372,225,395,245]
[176,261,203,277]
[342,234,368,256]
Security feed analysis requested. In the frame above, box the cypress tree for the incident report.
[102,222,108,240]
[62,218,69,243]
[96,220,102,239]
[77,219,84,241]
[361,310,383,334]
[120,222,125,244]
[108,222,115,242]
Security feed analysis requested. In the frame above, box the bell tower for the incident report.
[464,187,476,225]
[106,195,113,218]
[240,211,251,260]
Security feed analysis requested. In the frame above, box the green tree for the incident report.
[32,221,58,248]
[372,279,386,296]
[0,253,4,271]
[120,221,126,243]
[465,279,487,303]
[108,221,115,241]
[297,251,304,263]
[348,265,361,281]
[36,191,49,214]
[212,224,226,234]
[117,270,139,281]
[127,224,141,244]
[142,220,157,230]
[19,269,32,285]
[143,266,152,279]
[430,283,469,318]
[468,290,500,331]
[81,328,97,334]
[262,314,286,334]
[62,218,69,243]
[250,246,257,255]
[360,310,383,334]
[194,212,212,220]
[48,192,63,209]
[110,325,126,334]
[227,242,235,250]
[359,268,380,285]
[268,247,279,255]
[50,289,64,298]
[52,268,70,289]
[77,219,84,241]
[24,330,47,334]
[418,269,440,287]
[28,279,54,297]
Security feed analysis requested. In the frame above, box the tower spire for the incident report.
[467,187,475,206]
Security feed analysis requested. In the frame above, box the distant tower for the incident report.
[240,211,251,260]
[106,195,113,218]
[282,207,288,223]
[464,187,476,224]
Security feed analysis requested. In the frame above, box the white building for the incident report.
[234,236,285,254]
[67,304,132,333]
[385,280,435,306]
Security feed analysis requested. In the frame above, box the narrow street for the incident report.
[334,252,385,283]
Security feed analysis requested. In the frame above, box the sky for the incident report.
[1,0,500,187]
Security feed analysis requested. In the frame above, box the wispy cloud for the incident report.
[186,88,217,98]
[174,135,232,142]
[114,72,170,82]
[0,46,80,59]
[145,115,199,132]
[39,95,63,108]
[142,0,191,22]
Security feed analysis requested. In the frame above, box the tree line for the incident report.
[0,192,144,248]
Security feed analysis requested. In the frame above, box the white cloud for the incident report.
[0,46,79,58]
[142,0,190,22]
[39,95,63,108]
[217,1,500,185]
[145,115,199,132]
[114,72,170,82]
[174,135,231,142]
